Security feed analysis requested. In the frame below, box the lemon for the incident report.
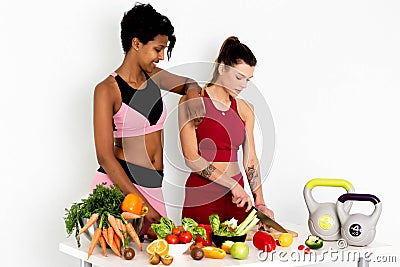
[278,233,293,247]
[221,241,235,254]
[146,239,169,256]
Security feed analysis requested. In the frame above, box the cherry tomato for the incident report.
[304,247,311,254]
[165,234,179,244]
[179,231,193,244]
[298,245,305,250]
[190,242,204,250]
[172,226,184,236]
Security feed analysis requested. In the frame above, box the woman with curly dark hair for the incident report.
[90,3,202,232]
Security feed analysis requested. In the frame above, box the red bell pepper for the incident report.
[252,231,276,252]
[196,224,213,246]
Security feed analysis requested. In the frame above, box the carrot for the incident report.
[87,227,102,259]
[117,218,126,233]
[107,227,114,249]
[116,218,123,232]
[113,233,121,252]
[102,228,109,244]
[126,222,142,251]
[107,214,124,241]
[121,211,141,220]
[99,234,107,256]
[103,229,121,257]
[120,219,126,233]
[79,213,99,235]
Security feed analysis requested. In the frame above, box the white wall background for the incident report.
[1,0,399,266]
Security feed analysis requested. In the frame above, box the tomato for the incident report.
[172,226,184,236]
[179,231,193,244]
[165,234,179,244]
[190,242,204,250]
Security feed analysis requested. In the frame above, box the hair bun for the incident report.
[225,36,240,45]
[218,36,240,54]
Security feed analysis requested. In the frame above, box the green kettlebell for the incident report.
[303,178,354,240]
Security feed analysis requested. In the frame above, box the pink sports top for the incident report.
[111,72,167,137]
[195,90,245,162]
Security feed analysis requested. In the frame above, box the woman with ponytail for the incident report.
[179,36,274,225]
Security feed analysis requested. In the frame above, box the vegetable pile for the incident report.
[64,183,145,259]
[150,217,207,244]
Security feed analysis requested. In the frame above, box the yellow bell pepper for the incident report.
[202,246,226,259]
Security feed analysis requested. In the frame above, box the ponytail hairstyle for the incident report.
[206,36,257,87]
[121,3,176,59]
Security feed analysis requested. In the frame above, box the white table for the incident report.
[59,223,392,267]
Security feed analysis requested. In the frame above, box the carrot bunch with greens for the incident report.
[64,183,143,259]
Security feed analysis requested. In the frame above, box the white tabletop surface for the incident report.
[59,222,392,267]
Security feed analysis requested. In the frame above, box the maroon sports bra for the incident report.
[195,90,245,162]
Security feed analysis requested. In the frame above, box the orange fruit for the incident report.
[121,193,143,215]
[146,239,169,256]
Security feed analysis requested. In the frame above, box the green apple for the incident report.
[230,242,249,260]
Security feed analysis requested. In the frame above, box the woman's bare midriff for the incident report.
[114,130,163,170]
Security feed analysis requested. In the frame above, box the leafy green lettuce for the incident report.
[182,217,207,239]
[151,217,175,239]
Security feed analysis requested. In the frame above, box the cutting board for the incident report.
[267,228,298,239]
[245,227,298,240]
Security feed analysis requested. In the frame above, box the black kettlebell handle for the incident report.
[338,193,380,205]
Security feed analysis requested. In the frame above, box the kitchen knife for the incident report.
[248,205,288,233]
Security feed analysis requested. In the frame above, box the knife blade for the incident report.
[251,206,288,233]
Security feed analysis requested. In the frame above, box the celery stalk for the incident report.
[234,209,257,235]
[236,217,259,236]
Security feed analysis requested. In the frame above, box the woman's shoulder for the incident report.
[236,98,254,112]
[94,75,119,98]
[236,98,254,121]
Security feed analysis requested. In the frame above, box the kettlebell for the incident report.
[337,193,382,246]
[303,178,354,240]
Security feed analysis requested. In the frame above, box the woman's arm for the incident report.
[178,96,252,210]
[150,67,200,95]
[93,81,161,223]
[238,99,274,218]
[150,67,204,122]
